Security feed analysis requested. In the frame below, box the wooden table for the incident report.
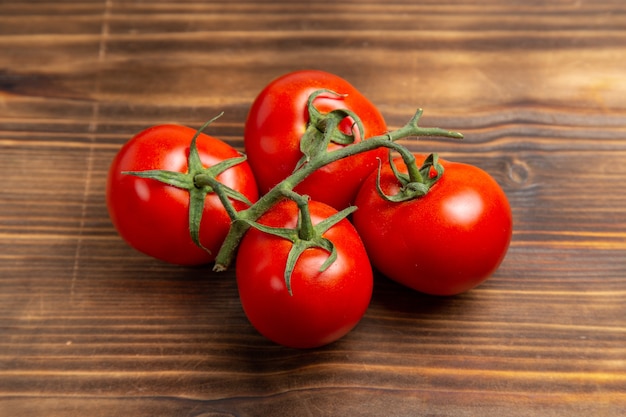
[1,1,625,416]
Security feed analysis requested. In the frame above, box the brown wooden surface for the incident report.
[1,1,625,416]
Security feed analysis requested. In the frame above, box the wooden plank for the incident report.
[0,1,625,416]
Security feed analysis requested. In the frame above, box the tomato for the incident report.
[353,155,512,296]
[106,124,258,265]
[235,200,373,348]
[244,70,388,210]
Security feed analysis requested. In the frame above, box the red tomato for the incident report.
[106,124,258,265]
[353,155,512,296]
[244,70,388,210]
[236,200,373,348]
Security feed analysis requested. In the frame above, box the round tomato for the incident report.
[244,70,388,210]
[236,200,373,348]
[106,124,258,265]
[353,155,512,296]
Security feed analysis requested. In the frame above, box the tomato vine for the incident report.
[212,104,463,272]
[121,92,463,277]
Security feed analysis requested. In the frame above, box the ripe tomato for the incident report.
[244,70,388,210]
[106,124,258,265]
[353,155,512,296]
[235,200,373,348]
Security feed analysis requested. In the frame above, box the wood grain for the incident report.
[1,1,625,416]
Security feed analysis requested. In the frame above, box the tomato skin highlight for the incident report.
[353,155,513,296]
[106,124,258,266]
[235,200,373,349]
[244,70,388,210]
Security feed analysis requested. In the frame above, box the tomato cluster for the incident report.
[106,70,513,349]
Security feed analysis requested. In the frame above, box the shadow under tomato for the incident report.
[368,270,476,316]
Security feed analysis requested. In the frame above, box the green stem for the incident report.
[295,197,315,241]
[194,173,239,220]
[277,189,315,240]
[212,108,462,271]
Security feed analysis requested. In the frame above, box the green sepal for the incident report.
[282,238,336,296]
[296,117,338,171]
[120,169,193,190]
[375,152,444,203]
[294,89,366,172]
[314,205,358,235]
[243,204,357,296]
[194,155,254,207]
[186,155,254,252]
[188,187,211,253]
[418,153,445,189]
[321,108,365,146]
[387,149,410,186]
